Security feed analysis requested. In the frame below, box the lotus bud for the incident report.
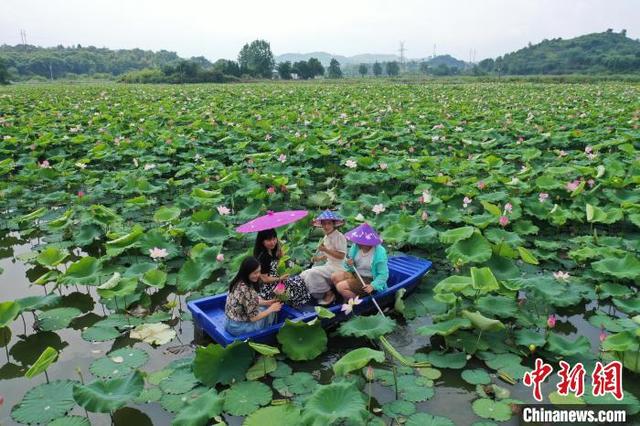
[547,314,557,329]
[529,344,536,353]
[365,366,375,381]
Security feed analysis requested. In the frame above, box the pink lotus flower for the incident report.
[217,205,231,216]
[553,271,570,281]
[77,190,85,198]
[340,296,363,315]
[149,247,168,259]
[599,328,607,343]
[499,216,509,227]
[274,282,286,295]
[39,160,51,168]
[547,314,557,328]
[566,180,581,192]
[267,186,275,194]
[216,253,224,262]
[558,150,567,157]
[345,159,357,169]
[538,192,549,203]
[379,162,388,170]
[463,197,472,208]
[278,154,287,163]
[420,189,432,204]
[585,146,593,154]
[365,366,375,381]
[372,204,385,215]
[421,211,429,221]
[477,181,486,190]
[587,179,595,188]
[504,203,513,214]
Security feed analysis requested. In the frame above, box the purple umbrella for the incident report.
[235,210,309,233]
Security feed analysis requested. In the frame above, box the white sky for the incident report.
[2,0,639,62]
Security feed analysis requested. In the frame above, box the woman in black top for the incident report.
[254,228,312,308]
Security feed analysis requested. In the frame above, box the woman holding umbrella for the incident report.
[331,223,389,300]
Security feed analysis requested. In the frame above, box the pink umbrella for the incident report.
[235,210,309,233]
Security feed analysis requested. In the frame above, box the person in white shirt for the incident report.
[300,210,347,305]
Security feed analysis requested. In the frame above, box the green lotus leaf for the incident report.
[406,413,455,426]
[483,353,529,378]
[397,374,435,402]
[470,267,499,293]
[417,317,471,337]
[82,324,122,342]
[599,282,634,299]
[314,305,336,319]
[49,416,91,426]
[141,268,167,288]
[37,307,82,331]
[0,326,11,348]
[73,370,144,413]
[586,204,623,224]
[333,347,385,376]
[272,372,318,397]
[546,332,591,357]
[517,246,539,265]
[186,221,229,244]
[514,329,546,347]
[461,310,505,332]
[480,201,502,216]
[613,297,640,314]
[11,380,77,424]
[301,381,368,426]
[592,254,640,280]
[381,223,407,244]
[36,246,68,267]
[472,398,512,421]
[89,204,121,226]
[278,319,328,360]
[417,367,442,380]
[16,294,61,312]
[476,383,511,400]
[193,341,253,386]
[417,351,467,369]
[105,224,144,256]
[548,391,585,405]
[135,387,163,404]
[18,207,46,223]
[461,369,491,385]
[62,256,101,283]
[602,331,639,352]
[246,355,277,380]
[129,322,176,346]
[90,347,149,379]
[176,259,210,293]
[154,206,181,222]
[171,389,223,426]
[33,270,60,286]
[476,295,518,318]
[439,226,475,244]
[138,229,180,259]
[75,224,102,246]
[97,276,138,299]
[407,225,438,246]
[222,380,272,416]
[446,232,492,265]
[160,386,208,413]
[269,361,293,378]
[337,313,396,339]
[583,384,640,413]
[248,341,280,356]
[383,400,416,418]
[25,346,58,378]
[433,275,472,293]
[244,404,303,426]
[0,300,20,327]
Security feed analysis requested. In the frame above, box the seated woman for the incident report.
[331,223,389,300]
[224,256,283,336]
[300,210,347,305]
[254,228,312,308]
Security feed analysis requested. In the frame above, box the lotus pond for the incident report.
[0,81,639,425]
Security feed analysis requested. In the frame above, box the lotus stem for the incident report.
[44,370,50,384]
[20,313,27,334]
[392,365,398,400]
[475,330,484,349]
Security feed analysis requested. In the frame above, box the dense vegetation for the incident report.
[1,81,639,424]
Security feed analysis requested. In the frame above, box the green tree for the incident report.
[277,61,292,80]
[0,57,10,84]
[373,61,382,76]
[358,63,368,77]
[385,61,399,76]
[307,57,324,78]
[237,39,275,78]
[327,58,342,78]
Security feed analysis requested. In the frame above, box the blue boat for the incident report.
[187,255,433,347]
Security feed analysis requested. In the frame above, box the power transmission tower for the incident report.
[20,29,28,45]
[398,41,406,67]
[432,44,437,59]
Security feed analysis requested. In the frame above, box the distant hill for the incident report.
[478,30,640,75]
[276,52,400,66]
[417,54,467,69]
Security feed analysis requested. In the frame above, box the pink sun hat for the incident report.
[344,222,383,246]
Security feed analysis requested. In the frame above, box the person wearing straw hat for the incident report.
[331,223,389,300]
[300,210,348,305]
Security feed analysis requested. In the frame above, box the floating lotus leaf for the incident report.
[278,319,328,360]
[130,322,176,345]
[0,300,20,327]
[160,386,208,413]
[446,232,492,265]
[11,380,77,424]
[82,324,122,342]
[154,206,181,222]
[602,331,638,352]
[461,310,505,332]
[417,367,442,380]
[439,226,475,244]
[406,413,455,426]
[476,295,518,318]
[172,389,223,426]
[135,387,163,404]
[159,366,200,394]
[246,355,277,380]
[141,268,167,288]
[272,372,318,397]
[470,267,500,293]
[244,404,303,426]
[24,346,58,378]
[383,400,416,418]
[333,347,385,376]
[37,307,81,331]
[36,246,68,267]
[301,381,368,426]
[73,370,144,413]
[476,383,511,400]
[337,314,396,339]
[461,369,491,385]
[269,361,293,378]
[193,341,253,386]
[546,333,591,357]
[471,398,512,421]
[222,380,272,416]
[90,347,149,379]
[248,341,280,356]
[49,416,91,426]
[483,353,529,378]
[417,351,467,369]
[592,254,640,280]
[417,317,471,337]
[613,297,640,314]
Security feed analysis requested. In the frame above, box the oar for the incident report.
[349,257,385,317]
